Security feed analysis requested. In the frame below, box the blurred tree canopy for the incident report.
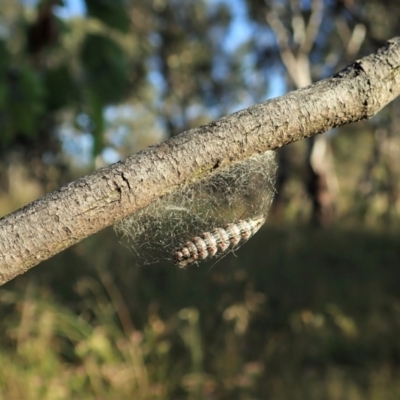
[0,0,242,164]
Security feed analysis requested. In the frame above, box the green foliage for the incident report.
[81,34,130,105]
[0,64,45,144]
[85,0,130,33]
[0,40,8,74]
[44,64,79,111]
[0,1,148,158]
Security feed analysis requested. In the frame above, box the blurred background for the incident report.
[1,0,400,398]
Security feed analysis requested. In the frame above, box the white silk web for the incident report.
[115,150,277,266]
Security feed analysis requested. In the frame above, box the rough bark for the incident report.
[1,37,400,285]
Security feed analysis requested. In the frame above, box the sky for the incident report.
[54,0,86,18]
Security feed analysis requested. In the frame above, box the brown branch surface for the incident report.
[1,37,400,285]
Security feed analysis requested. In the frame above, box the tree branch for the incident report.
[1,37,400,285]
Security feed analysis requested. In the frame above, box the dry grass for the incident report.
[1,224,400,399]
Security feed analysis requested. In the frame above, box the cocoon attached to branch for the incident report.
[115,151,277,267]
